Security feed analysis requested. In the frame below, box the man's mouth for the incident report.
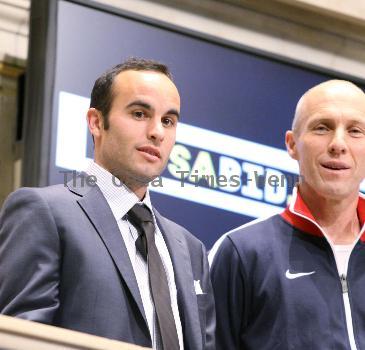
[320,161,350,171]
[137,146,161,159]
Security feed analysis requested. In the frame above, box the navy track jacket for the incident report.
[209,188,365,350]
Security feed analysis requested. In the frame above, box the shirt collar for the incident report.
[281,186,365,242]
[85,161,153,221]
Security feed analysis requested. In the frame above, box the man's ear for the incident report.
[87,108,104,139]
[285,130,298,160]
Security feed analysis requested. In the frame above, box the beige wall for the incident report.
[0,0,28,204]
[0,0,29,62]
[96,0,365,78]
[1,0,365,202]
[0,64,23,204]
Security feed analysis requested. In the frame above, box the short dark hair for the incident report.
[90,57,173,129]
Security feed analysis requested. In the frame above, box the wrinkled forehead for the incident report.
[294,82,365,132]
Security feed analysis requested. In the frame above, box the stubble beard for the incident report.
[113,165,162,191]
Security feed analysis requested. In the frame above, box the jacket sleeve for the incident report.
[209,236,246,350]
[0,188,61,323]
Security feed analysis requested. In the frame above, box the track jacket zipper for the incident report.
[340,274,357,350]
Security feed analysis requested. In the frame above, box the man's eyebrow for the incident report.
[307,117,333,125]
[126,100,180,119]
[309,115,365,123]
[349,117,365,125]
[166,109,180,120]
[126,100,152,110]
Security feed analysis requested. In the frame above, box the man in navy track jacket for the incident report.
[209,80,365,350]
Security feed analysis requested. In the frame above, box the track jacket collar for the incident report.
[281,186,365,242]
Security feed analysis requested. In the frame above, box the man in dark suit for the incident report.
[0,58,215,350]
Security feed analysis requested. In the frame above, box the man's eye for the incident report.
[313,125,329,134]
[162,117,175,127]
[133,111,145,119]
[349,127,364,137]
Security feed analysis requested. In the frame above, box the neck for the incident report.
[93,159,148,200]
[112,174,147,200]
[298,185,360,244]
[125,182,147,200]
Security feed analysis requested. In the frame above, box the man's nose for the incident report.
[147,119,164,142]
[328,129,347,155]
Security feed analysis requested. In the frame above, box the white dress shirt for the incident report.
[86,162,184,350]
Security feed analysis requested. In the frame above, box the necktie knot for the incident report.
[128,204,154,260]
[128,204,154,226]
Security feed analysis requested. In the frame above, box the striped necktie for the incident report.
[128,204,180,350]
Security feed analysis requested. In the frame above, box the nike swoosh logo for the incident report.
[285,269,315,279]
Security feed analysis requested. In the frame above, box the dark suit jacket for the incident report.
[0,180,215,349]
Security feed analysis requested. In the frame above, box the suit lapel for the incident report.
[67,180,148,326]
[154,210,202,350]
